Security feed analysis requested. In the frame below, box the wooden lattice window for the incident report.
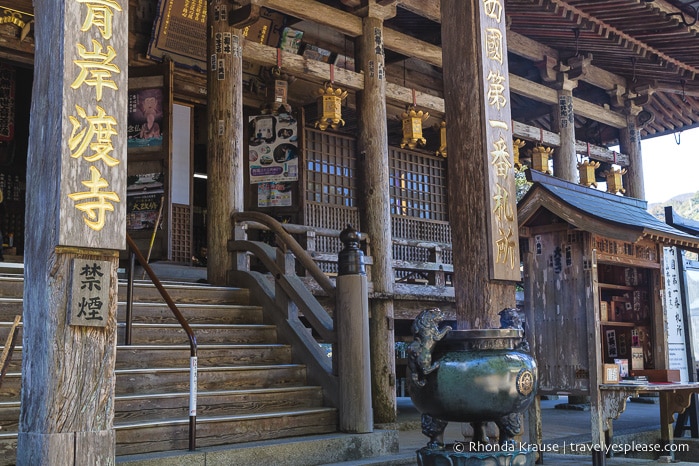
[171,204,191,263]
[389,147,448,221]
[305,128,357,208]
[304,128,359,269]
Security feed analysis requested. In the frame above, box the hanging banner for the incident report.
[248,113,298,184]
[0,64,15,142]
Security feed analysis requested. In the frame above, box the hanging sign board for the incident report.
[664,247,689,382]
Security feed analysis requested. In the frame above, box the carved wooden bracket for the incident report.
[662,390,694,426]
[229,0,261,28]
[600,390,631,432]
[567,53,593,81]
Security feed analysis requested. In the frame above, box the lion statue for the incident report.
[407,308,452,387]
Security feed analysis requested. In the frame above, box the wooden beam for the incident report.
[400,0,626,91]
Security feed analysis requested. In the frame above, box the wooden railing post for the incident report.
[429,245,446,288]
[276,245,299,320]
[233,224,249,272]
[336,225,373,433]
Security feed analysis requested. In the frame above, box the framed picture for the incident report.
[603,363,620,383]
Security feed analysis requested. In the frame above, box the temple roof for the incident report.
[517,169,699,251]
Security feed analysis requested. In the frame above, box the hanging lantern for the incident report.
[603,167,627,194]
[529,145,553,174]
[578,159,601,188]
[260,66,295,114]
[512,139,526,169]
[399,104,429,150]
[314,83,347,131]
[434,120,447,157]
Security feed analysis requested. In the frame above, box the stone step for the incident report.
[113,429,398,466]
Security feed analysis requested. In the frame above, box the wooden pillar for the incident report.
[356,3,396,423]
[441,0,520,328]
[553,82,579,183]
[18,0,127,462]
[620,108,645,200]
[207,1,245,285]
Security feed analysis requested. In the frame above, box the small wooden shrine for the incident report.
[518,170,699,455]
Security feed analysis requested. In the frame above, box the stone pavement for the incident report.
[389,396,699,465]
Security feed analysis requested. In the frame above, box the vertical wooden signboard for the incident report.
[478,0,520,281]
[60,0,127,248]
[18,0,126,463]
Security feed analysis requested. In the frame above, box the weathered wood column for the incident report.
[441,0,520,328]
[356,2,396,423]
[207,0,245,285]
[18,0,127,463]
[620,106,645,200]
[553,80,579,183]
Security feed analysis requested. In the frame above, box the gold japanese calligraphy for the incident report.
[68,166,120,231]
[67,0,124,236]
[480,0,520,280]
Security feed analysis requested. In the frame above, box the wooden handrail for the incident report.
[232,211,337,297]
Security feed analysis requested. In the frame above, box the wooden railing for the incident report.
[234,216,453,297]
[229,212,340,405]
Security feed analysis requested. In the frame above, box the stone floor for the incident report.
[391,396,699,465]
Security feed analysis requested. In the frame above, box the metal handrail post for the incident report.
[125,251,135,346]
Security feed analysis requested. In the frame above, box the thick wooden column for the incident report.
[553,82,579,183]
[620,108,645,200]
[18,0,127,462]
[441,0,520,328]
[207,1,245,285]
[356,4,396,423]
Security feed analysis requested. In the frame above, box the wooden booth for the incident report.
[518,170,699,461]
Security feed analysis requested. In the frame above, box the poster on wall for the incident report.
[128,88,164,148]
[126,173,164,231]
[664,246,689,382]
[257,182,292,207]
[248,113,299,184]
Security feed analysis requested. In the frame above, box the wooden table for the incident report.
[595,382,699,465]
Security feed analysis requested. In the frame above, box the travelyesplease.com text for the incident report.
[453,441,689,456]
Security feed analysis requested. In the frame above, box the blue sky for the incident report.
[641,127,699,204]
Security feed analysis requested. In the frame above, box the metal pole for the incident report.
[125,251,135,345]
[336,224,373,433]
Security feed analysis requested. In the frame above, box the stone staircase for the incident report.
[0,275,340,464]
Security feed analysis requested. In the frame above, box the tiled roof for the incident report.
[519,170,699,249]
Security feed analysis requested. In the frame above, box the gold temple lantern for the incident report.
[314,83,348,131]
[512,139,526,169]
[399,105,429,149]
[578,159,601,188]
[434,120,447,157]
[603,167,627,194]
[529,145,553,174]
